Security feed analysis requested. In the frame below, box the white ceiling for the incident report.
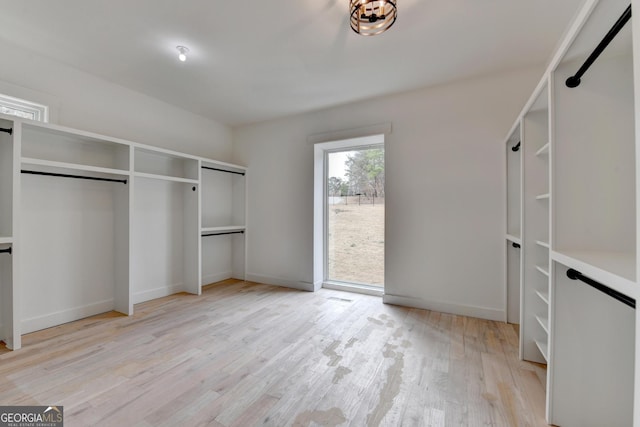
[0,0,585,126]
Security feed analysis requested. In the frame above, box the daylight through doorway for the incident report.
[326,146,384,287]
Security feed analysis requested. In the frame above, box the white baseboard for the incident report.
[22,299,115,334]
[133,284,185,304]
[245,273,315,292]
[201,271,233,286]
[383,294,504,321]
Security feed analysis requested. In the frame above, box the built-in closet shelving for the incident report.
[503,0,639,425]
[200,160,246,287]
[0,113,246,351]
[551,0,636,425]
[522,85,551,366]
[132,147,200,301]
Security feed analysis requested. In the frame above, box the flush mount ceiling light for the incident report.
[350,0,397,36]
[176,45,189,62]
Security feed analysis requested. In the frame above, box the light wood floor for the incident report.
[0,280,548,426]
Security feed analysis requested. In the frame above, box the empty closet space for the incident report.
[505,125,522,326]
[552,262,635,427]
[0,117,15,349]
[553,0,635,282]
[506,126,521,241]
[200,161,246,286]
[19,123,131,334]
[132,148,200,302]
[0,118,14,240]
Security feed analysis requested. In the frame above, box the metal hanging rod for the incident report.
[566,4,632,88]
[22,170,128,184]
[0,127,12,135]
[512,243,521,248]
[511,142,520,152]
[202,166,245,176]
[202,231,245,237]
[567,268,635,309]
[0,247,11,255]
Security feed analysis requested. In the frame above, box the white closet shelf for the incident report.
[551,250,637,298]
[536,265,549,276]
[535,193,550,200]
[536,315,549,334]
[21,157,129,177]
[535,340,548,363]
[535,143,550,156]
[134,172,198,184]
[506,234,522,245]
[536,240,550,249]
[536,290,549,304]
[0,237,12,244]
[201,225,245,234]
[22,120,132,148]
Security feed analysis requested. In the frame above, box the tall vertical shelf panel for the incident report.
[550,0,636,425]
[200,160,246,288]
[505,124,522,328]
[0,118,19,349]
[19,122,132,334]
[132,147,200,301]
[522,85,551,366]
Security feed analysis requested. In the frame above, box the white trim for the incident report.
[246,273,315,292]
[383,294,504,321]
[313,134,386,291]
[323,281,384,297]
[202,272,233,287]
[307,122,392,145]
[21,299,115,334]
[132,284,185,304]
[0,93,48,122]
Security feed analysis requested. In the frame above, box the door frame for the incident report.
[313,134,385,295]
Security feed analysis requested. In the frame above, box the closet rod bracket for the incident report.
[0,127,13,135]
[0,247,12,255]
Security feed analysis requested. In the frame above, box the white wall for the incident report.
[0,38,231,159]
[233,67,542,320]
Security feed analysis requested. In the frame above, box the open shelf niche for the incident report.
[551,261,634,427]
[132,147,200,301]
[19,121,132,335]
